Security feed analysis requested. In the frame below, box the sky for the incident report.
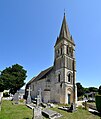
[0,0,101,88]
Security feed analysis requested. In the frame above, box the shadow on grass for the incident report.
[89,111,101,118]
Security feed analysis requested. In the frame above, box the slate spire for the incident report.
[59,12,70,39]
[55,13,75,46]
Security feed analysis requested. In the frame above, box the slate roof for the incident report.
[59,13,70,39]
[27,76,36,85]
[27,66,53,85]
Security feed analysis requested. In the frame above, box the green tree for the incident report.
[0,64,27,94]
[83,88,90,93]
[76,82,84,97]
[88,87,98,92]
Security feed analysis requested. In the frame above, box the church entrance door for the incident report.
[68,94,71,104]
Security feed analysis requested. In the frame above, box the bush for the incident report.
[95,95,101,113]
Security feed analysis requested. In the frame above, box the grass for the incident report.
[0,101,100,119]
[0,100,32,119]
[50,106,101,119]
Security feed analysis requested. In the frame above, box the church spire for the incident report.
[55,13,75,47]
[59,12,70,39]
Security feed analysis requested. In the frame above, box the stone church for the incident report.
[26,13,77,104]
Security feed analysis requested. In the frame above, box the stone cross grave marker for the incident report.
[13,92,19,104]
[33,89,43,119]
[33,106,42,119]
[26,86,32,104]
[38,88,42,104]
[36,95,40,107]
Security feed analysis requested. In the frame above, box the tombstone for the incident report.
[42,108,62,119]
[38,88,42,104]
[36,95,40,107]
[26,87,32,104]
[84,101,88,110]
[33,91,43,119]
[69,103,77,112]
[13,93,19,104]
[33,107,42,119]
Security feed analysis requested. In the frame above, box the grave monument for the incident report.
[26,87,32,104]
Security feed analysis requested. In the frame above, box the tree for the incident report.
[88,87,98,92]
[0,64,27,94]
[76,82,84,97]
[83,88,90,93]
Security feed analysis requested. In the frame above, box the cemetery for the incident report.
[0,86,101,119]
[0,83,101,119]
[0,99,101,119]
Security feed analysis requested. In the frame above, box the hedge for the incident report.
[95,95,101,113]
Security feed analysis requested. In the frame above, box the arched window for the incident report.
[68,73,71,82]
[67,72,73,83]
[58,74,61,82]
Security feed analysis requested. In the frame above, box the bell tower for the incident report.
[54,13,77,104]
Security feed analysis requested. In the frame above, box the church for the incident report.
[25,13,77,104]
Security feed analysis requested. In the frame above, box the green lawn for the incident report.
[0,101,100,119]
[50,107,100,119]
[0,100,32,119]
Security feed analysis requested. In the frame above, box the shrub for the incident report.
[95,95,101,113]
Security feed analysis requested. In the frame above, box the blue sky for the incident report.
[0,0,101,88]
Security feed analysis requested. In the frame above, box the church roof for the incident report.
[28,66,53,84]
[27,76,36,85]
[55,13,75,46]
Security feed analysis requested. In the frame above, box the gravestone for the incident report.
[33,90,43,119]
[69,103,77,112]
[42,108,62,119]
[84,101,88,110]
[33,107,42,119]
[13,93,19,104]
[26,87,32,104]
[38,88,42,104]
[36,95,40,107]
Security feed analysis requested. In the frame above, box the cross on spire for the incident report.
[64,9,66,16]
